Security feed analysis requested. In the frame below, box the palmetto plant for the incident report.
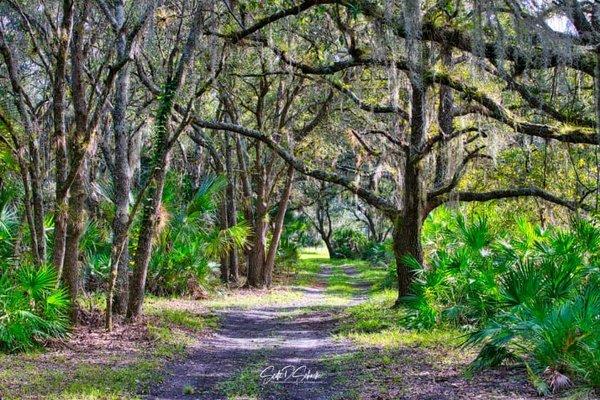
[404,212,600,391]
[0,202,18,260]
[0,264,70,352]
[402,214,501,329]
[148,174,250,295]
[80,220,112,288]
[465,219,600,392]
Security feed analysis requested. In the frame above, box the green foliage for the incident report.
[401,213,501,330]
[361,239,393,264]
[216,364,261,398]
[0,201,18,260]
[328,227,392,263]
[465,219,600,389]
[148,174,250,295]
[331,227,369,259]
[0,264,70,352]
[182,384,195,395]
[403,210,600,390]
[80,221,112,291]
[339,290,405,334]
[277,212,319,268]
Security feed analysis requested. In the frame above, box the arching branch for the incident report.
[246,40,598,145]
[432,72,599,145]
[225,0,342,43]
[428,187,594,213]
[191,118,398,214]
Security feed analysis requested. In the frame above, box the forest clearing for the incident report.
[0,0,599,399]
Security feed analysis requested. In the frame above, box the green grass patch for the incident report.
[291,257,323,286]
[338,290,402,333]
[298,246,330,260]
[148,324,193,358]
[216,365,261,400]
[49,361,161,400]
[326,265,356,297]
[146,307,219,331]
[320,350,402,399]
[337,289,463,348]
[0,356,162,400]
[204,289,303,310]
[182,384,196,395]
[0,297,218,399]
[356,263,389,289]
[343,327,463,349]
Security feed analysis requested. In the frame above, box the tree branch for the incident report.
[428,187,594,212]
[192,118,398,213]
[226,0,341,43]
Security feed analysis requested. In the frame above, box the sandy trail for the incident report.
[148,265,363,400]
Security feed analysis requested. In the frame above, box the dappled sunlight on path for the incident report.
[148,263,368,400]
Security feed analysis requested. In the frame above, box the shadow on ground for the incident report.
[148,266,364,400]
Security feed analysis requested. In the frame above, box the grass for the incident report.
[216,364,262,400]
[0,297,218,400]
[145,300,219,331]
[335,285,464,348]
[292,257,323,286]
[298,246,330,260]
[50,361,162,400]
[326,264,356,296]
[204,288,304,309]
[0,353,162,400]
[325,266,468,398]
[182,384,196,395]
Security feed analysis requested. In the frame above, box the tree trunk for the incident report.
[246,219,266,287]
[264,166,294,287]
[434,48,455,188]
[392,165,425,301]
[52,0,74,279]
[394,28,427,302]
[225,133,239,283]
[126,4,205,320]
[219,198,229,283]
[15,152,39,263]
[29,140,46,262]
[107,0,131,322]
[126,162,168,320]
[62,167,86,322]
[323,236,335,259]
[228,234,239,283]
[594,47,600,211]
[63,4,89,322]
[53,197,68,277]
[245,140,267,288]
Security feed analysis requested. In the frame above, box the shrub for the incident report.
[402,213,600,391]
[148,175,250,295]
[402,214,500,329]
[277,212,317,269]
[466,219,600,391]
[0,264,70,352]
[361,239,393,263]
[331,228,368,259]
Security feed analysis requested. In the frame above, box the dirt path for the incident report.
[146,264,542,400]
[148,265,363,400]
